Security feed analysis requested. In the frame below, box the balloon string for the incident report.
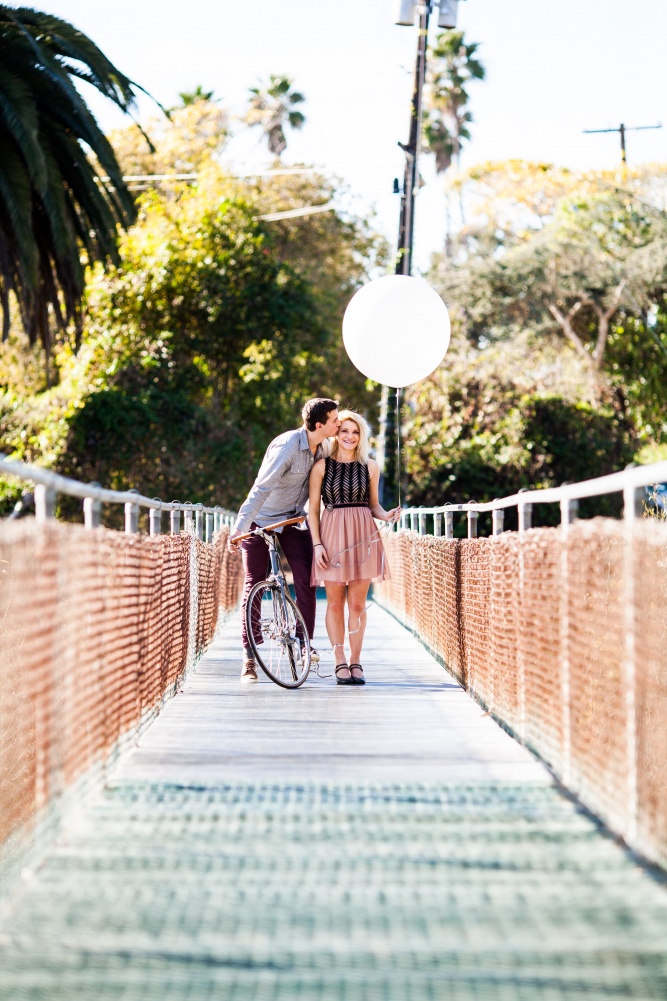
[396,387,402,509]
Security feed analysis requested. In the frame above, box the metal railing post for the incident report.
[125,490,139,534]
[622,484,640,843]
[518,501,532,532]
[214,508,222,533]
[434,512,442,537]
[34,484,56,522]
[183,503,194,535]
[410,511,417,532]
[83,496,101,529]
[492,508,504,535]
[205,512,214,542]
[418,510,427,535]
[444,511,454,539]
[149,501,162,536]
[560,497,578,528]
[467,509,478,538]
[195,504,204,540]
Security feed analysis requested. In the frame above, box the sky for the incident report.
[37,0,667,271]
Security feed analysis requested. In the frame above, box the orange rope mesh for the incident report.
[376,520,667,869]
[0,521,242,854]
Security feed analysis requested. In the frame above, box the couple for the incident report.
[228,398,400,686]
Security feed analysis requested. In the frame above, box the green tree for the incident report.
[245,75,305,157]
[0,5,143,353]
[0,164,388,514]
[178,85,215,106]
[423,31,485,175]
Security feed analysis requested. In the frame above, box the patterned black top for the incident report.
[321,457,370,509]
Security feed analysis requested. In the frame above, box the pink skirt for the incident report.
[311,506,391,586]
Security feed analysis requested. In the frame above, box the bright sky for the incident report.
[39,0,667,270]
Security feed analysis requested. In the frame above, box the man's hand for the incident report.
[228,529,243,553]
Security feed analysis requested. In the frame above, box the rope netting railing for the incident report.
[376,477,667,870]
[0,458,243,885]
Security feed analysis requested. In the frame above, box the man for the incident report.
[228,398,340,683]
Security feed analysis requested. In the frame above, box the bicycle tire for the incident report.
[245,580,311,688]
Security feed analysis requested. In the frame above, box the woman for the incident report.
[309,410,400,685]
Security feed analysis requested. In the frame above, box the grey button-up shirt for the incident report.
[233,427,326,534]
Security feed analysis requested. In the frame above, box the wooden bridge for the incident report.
[1,455,667,999]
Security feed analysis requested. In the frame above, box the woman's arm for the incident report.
[308,459,329,569]
[368,459,401,522]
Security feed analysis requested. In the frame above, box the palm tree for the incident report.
[423,30,485,239]
[178,85,215,107]
[245,75,305,158]
[0,6,144,355]
[423,31,485,174]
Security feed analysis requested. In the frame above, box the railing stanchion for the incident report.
[434,512,442,537]
[195,504,204,541]
[492,508,504,535]
[410,511,417,532]
[467,509,478,538]
[622,484,640,843]
[149,501,162,536]
[83,496,101,529]
[518,501,532,532]
[205,512,214,542]
[418,510,426,535]
[184,503,194,535]
[444,511,454,539]
[170,501,181,535]
[214,508,222,533]
[125,490,139,534]
[34,484,56,522]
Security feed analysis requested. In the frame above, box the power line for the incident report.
[583,122,662,164]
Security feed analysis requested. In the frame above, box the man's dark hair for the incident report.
[302,398,338,431]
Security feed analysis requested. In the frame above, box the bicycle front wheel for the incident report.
[245,581,311,689]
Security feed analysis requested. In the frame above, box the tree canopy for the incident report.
[0,5,142,353]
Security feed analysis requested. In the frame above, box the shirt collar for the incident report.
[298,427,310,451]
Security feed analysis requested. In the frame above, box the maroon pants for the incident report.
[240,522,316,650]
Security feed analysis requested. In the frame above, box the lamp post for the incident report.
[378,0,464,506]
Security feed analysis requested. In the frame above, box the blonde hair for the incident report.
[331,409,371,464]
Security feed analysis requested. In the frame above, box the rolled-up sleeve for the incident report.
[233,438,297,533]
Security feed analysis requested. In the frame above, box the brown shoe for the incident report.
[240,659,258,684]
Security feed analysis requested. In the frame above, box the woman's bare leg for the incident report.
[325,583,350,679]
[348,579,371,671]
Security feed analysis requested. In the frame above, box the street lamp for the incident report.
[377,0,466,506]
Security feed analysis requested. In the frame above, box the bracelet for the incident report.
[314,543,323,547]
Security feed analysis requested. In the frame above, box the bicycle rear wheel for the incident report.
[245,581,311,688]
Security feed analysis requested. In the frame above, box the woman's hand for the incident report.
[314,543,329,570]
[385,507,402,524]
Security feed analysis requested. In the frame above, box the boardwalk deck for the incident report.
[1,600,667,1000]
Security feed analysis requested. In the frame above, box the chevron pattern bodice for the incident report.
[321,457,370,508]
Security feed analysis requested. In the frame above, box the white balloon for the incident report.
[342,275,451,387]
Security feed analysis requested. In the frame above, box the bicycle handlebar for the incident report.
[232,515,307,544]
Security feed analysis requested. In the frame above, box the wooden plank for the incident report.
[115,601,550,786]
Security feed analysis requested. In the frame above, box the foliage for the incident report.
[423,31,485,175]
[0,156,388,514]
[177,85,215,107]
[431,163,667,414]
[245,75,305,157]
[107,100,229,179]
[403,333,636,529]
[0,5,142,353]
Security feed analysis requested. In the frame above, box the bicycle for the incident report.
[236,516,312,689]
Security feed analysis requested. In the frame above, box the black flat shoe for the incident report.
[349,663,365,685]
[335,663,353,685]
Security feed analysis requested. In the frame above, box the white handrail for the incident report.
[397,460,667,537]
[0,452,236,534]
